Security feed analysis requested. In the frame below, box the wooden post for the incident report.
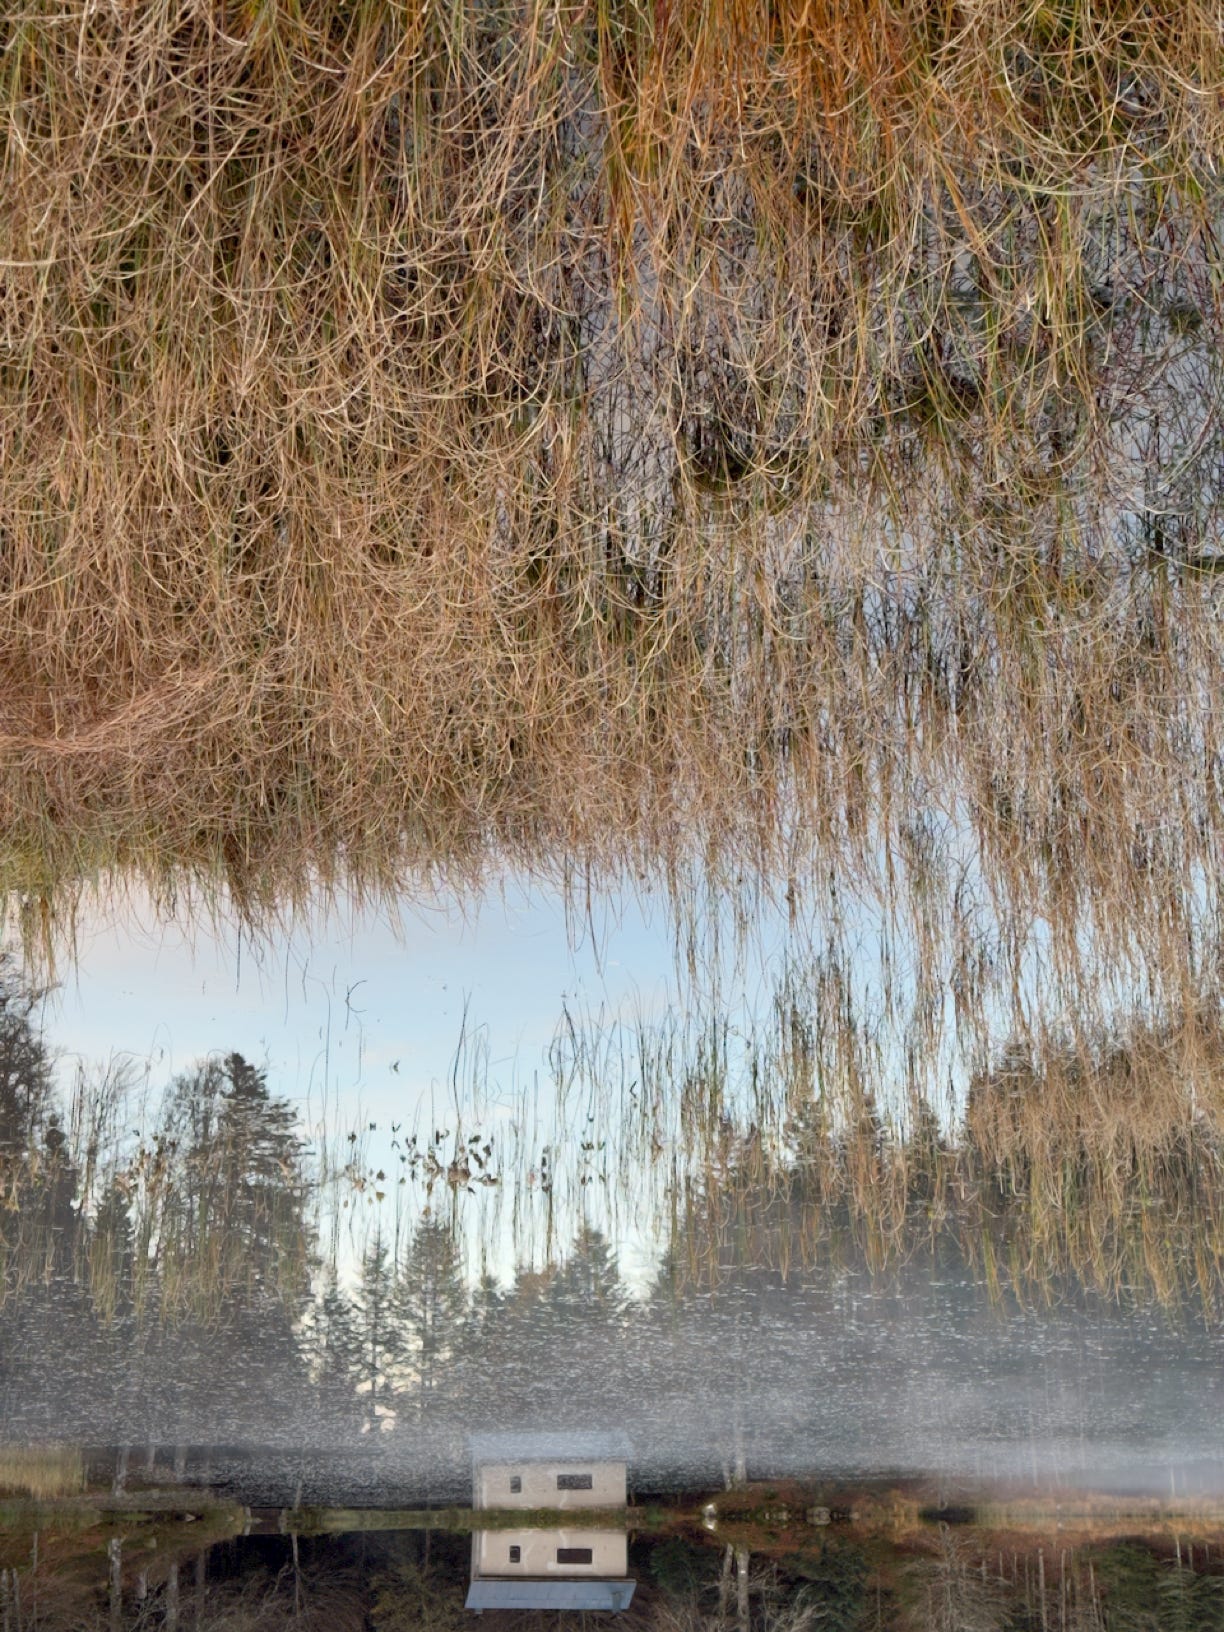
[1038,1548,1048,1632]
[108,1537,123,1632]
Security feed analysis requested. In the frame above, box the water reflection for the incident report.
[1,963,1224,1500]
[468,1431,635,1611]
[1,961,1224,1632]
[3,1478,1224,1631]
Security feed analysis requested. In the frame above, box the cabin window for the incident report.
[557,1548,594,1565]
[556,1472,593,1491]
[509,1546,521,1563]
[509,1475,522,1493]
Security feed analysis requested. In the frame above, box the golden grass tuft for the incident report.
[650,986,1224,1307]
[0,1444,83,1500]
[2,1,1224,1049]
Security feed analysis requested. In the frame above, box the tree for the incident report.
[311,1268,364,1429]
[147,1052,315,1440]
[1156,1564,1224,1632]
[0,968,54,1160]
[790,1540,872,1632]
[213,1052,312,1306]
[902,1528,1003,1632]
[542,1225,626,1326]
[393,1217,466,1411]
[651,1538,722,1600]
[0,970,82,1291]
[354,1230,400,1428]
[1093,1543,1162,1632]
[158,1053,312,1315]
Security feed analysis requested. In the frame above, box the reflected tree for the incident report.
[310,1268,364,1430]
[902,1527,1003,1632]
[393,1217,466,1411]
[355,1230,399,1429]
[0,969,54,1161]
[157,1052,312,1313]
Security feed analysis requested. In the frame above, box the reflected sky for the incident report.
[30,882,798,1286]
[41,883,686,1129]
[3,883,1223,1515]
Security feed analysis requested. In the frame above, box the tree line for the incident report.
[2,962,1224,1459]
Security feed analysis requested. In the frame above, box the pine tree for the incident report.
[0,968,54,1160]
[215,1052,311,1305]
[312,1268,364,1429]
[0,971,84,1291]
[355,1230,400,1428]
[394,1217,467,1411]
[544,1225,626,1325]
[158,1053,312,1313]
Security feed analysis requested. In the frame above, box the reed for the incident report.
[6,970,1219,1322]
[1,2,1224,1057]
[640,983,1224,1309]
[0,1444,83,1500]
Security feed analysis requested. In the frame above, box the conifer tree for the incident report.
[394,1216,466,1410]
[312,1268,364,1429]
[355,1229,400,1428]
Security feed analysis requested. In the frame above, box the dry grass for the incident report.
[296,971,1224,1309]
[3,969,1222,1321]
[1,1,1224,1041]
[650,986,1224,1307]
[0,1444,83,1500]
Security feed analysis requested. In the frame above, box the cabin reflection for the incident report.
[466,1432,636,1612]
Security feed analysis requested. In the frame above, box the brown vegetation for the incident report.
[0,1444,83,1501]
[658,989,1224,1307]
[1,1,1224,1048]
[4,955,1224,1318]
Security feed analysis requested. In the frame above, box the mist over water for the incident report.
[9,5,1224,1625]
[3,945,1224,1509]
[6,1263,1224,1508]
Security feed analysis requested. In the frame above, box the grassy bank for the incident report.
[292,1504,637,1534]
[0,1444,84,1501]
[2,1,1224,1044]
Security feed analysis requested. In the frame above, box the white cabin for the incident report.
[466,1432,636,1613]
[472,1528,628,1578]
[469,1431,630,1511]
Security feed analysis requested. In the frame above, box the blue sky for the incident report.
[29,879,795,1283]
[39,881,687,1130]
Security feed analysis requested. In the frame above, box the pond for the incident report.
[6,4,1224,1619]
[2,891,1224,1627]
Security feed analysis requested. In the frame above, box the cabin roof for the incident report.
[466,1580,636,1611]
[469,1430,632,1464]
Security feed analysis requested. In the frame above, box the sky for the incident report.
[33,883,757,1254]
[21,876,797,1284]
[37,880,684,1128]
